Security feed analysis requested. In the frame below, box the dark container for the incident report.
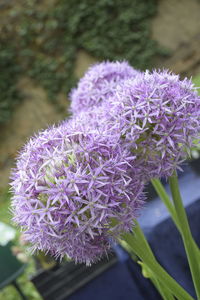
[31,247,161,300]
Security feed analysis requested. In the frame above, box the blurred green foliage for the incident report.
[192,75,200,89]
[0,0,160,124]
[0,188,12,224]
[0,188,42,299]
[0,262,42,300]
[190,75,200,159]
[0,41,21,124]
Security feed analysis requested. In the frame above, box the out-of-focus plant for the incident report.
[0,0,166,123]
[0,40,21,124]
[190,75,200,159]
[0,189,42,299]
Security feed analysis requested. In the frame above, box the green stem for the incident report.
[122,231,194,300]
[122,223,175,299]
[133,220,155,259]
[169,172,200,299]
[151,178,200,258]
[139,260,175,300]
[150,275,175,300]
[151,178,180,229]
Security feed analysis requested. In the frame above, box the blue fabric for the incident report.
[68,262,145,300]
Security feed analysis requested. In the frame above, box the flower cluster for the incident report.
[107,70,200,178]
[11,124,144,264]
[11,62,200,265]
[64,101,121,141]
[70,61,140,114]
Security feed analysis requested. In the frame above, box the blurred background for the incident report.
[1,0,200,299]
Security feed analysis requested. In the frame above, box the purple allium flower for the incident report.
[10,124,144,265]
[108,70,200,179]
[70,61,140,114]
[63,102,120,139]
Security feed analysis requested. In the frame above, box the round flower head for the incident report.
[108,70,200,179]
[70,61,140,114]
[10,124,144,265]
[63,101,121,139]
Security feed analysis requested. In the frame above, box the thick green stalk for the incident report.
[151,178,179,228]
[122,232,174,299]
[169,173,200,299]
[122,231,194,300]
[151,178,200,257]
[133,220,155,259]
[150,275,175,300]
[139,260,175,300]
